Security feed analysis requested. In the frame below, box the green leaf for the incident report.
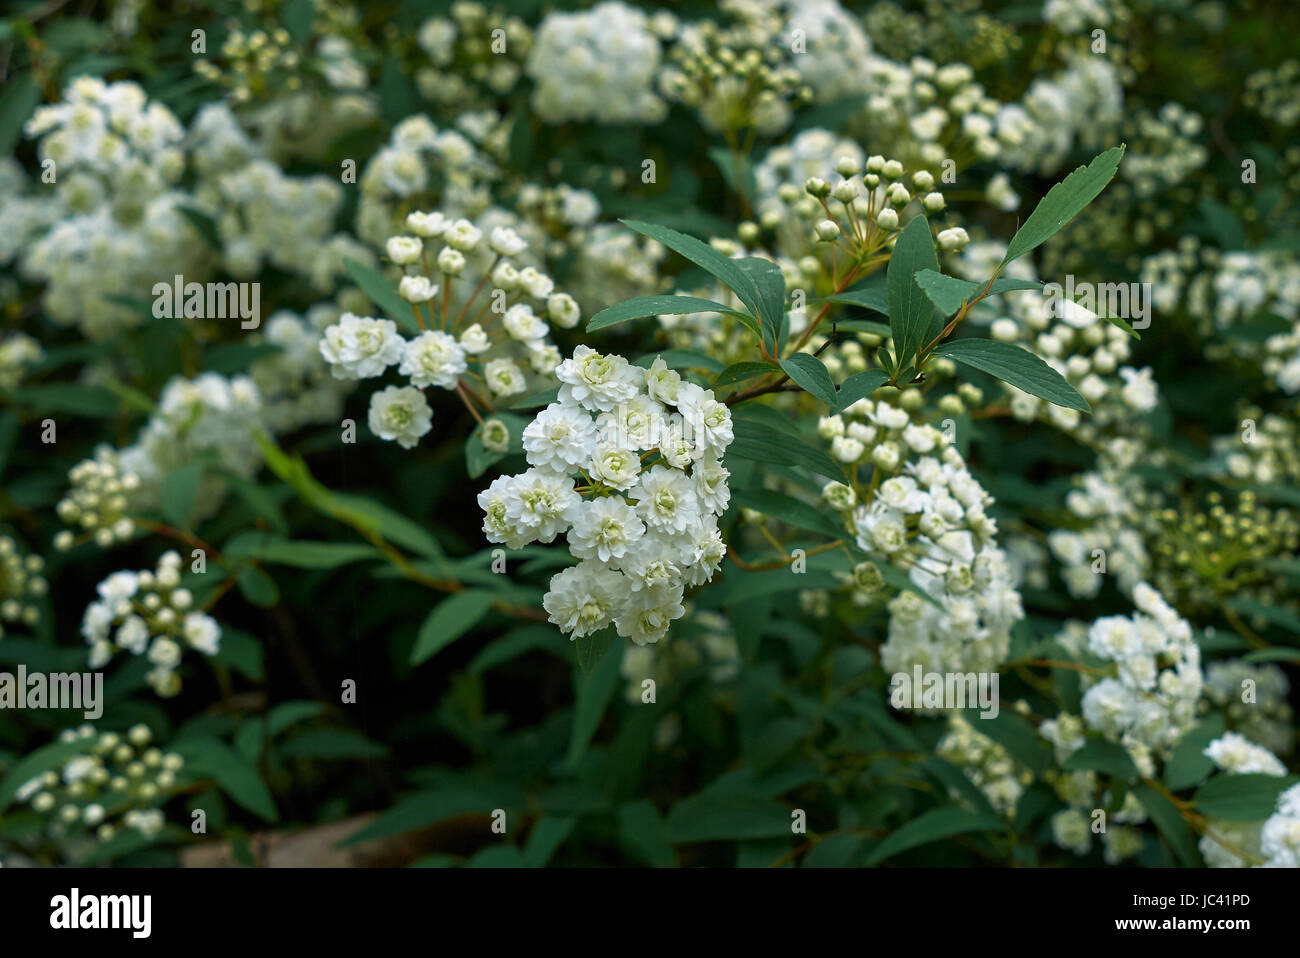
[343,257,419,334]
[573,628,614,674]
[835,369,890,413]
[566,639,622,769]
[278,728,387,760]
[864,806,1003,865]
[1061,738,1139,780]
[410,590,495,665]
[886,214,939,375]
[735,488,843,540]
[915,271,1043,317]
[812,275,888,315]
[631,349,724,373]
[779,353,839,407]
[1132,782,1200,866]
[177,206,222,250]
[1163,715,1227,790]
[175,738,278,822]
[587,295,736,332]
[523,816,576,867]
[12,384,120,417]
[1000,146,1126,267]
[616,801,676,867]
[162,462,205,527]
[223,534,381,569]
[666,792,794,843]
[1226,598,1300,636]
[735,256,787,353]
[932,338,1090,412]
[1193,773,1299,821]
[0,72,40,156]
[714,360,779,388]
[728,410,843,480]
[236,565,279,607]
[619,219,764,329]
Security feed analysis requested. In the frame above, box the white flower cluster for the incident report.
[778,0,873,103]
[1204,731,1288,776]
[18,79,206,339]
[55,449,141,550]
[936,712,1032,814]
[0,332,43,390]
[13,724,182,843]
[825,397,1024,676]
[357,115,500,245]
[319,211,578,449]
[1055,583,1203,760]
[1203,660,1294,758]
[0,536,47,637]
[118,373,264,515]
[995,55,1123,173]
[81,551,222,697]
[1046,451,1152,599]
[620,609,740,703]
[479,349,732,645]
[854,56,1004,173]
[1197,736,1298,868]
[415,5,531,106]
[527,2,669,125]
[248,306,352,434]
[1122,102,1208,197]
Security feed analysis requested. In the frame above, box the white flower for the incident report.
[181,612,221,655]
[1118,366,1158,412]
[614,583,686,645]
[489,226,527,256]
[459,324,489,353]
[568,496,645,562]
[436,247,466,275]
[386,235,424,265]
[484,358,526,396]
[406,211,447,238]
[444,218,482,251]
[693,454,731,515]
[675,383,732,453]
[320,313,406,379]
[522,402,597,470]
[505,468,579,544]
[547,293,581,329]
[399,275,438,303]
[591,444,641,491]
[543,561,625,638]
[644,357,681,405]
[878,476,927,513]
[368,385,433,449]
[557,345,640,412]
[1205,732,1288,776]
[519,266,555,299]
[633,465,702,534]
[503,303,548,342]
[400,331,466,389]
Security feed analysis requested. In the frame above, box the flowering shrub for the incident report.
[1,0,1299,874]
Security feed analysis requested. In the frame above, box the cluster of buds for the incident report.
[80,552,222,698]
[14,724,183,844]
[1145,490,1300,618]
[661,19,811,137]
[194,26,303,102]
[320,210,579,449]
[0,536,46,637]
[54,451,140,550]
[414,5,532,106]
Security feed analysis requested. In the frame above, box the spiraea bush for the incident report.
[0,0,1298,870]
